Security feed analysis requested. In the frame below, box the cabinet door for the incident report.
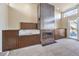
[2,30,18,51]
[19,35,40,48]
[54,29,66,40]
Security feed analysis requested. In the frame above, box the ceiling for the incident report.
[9,3,79,12]
[50,3,79,12]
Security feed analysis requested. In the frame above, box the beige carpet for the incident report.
[7,38,79,56]
[0,51,8,56]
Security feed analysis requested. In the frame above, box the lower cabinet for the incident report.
[54,29,67,40]
[18,35,40,48]
[2,29,66,51]
[2,30,40,51]
[2,30,18,51]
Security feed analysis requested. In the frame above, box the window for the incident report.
[64,9,77,17]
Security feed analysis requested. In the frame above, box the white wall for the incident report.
[0,4,8,52]
[8,3,38,29]
[54,9,61,29]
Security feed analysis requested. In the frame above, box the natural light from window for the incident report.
[64,9,77,17]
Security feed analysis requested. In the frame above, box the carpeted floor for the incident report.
[1,38,79,56]
[0,51,8,56]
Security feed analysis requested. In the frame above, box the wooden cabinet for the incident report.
[54,29,67,40]
[2,29,66,51]
[2,30,40,51]
[2,30,19,51]
[18,35,40,48]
